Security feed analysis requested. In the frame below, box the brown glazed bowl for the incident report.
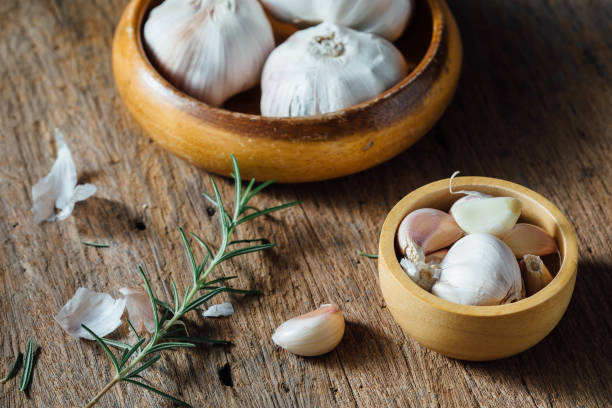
[112,0,462,182]
[378,177,579,361]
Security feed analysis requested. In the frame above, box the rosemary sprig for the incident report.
[84,155,299,408]
[81,241,109,248]
[19,339,35,392]
[0,352,22,384]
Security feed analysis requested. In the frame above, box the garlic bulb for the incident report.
[143,0,274,107]
[397,208,464,255]
[272,304,345,356]
[260,0,414,41]
[260,22,409,117]
[451,197,522,237]
[401,234,523,306]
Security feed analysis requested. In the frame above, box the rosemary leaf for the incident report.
[125,355,161,379]
[163,336,231,345]
[19,339,35,392]
[204,276,238,286]
[228,238,269,246]
[82,325,119,373]
[218,243,276,262]
[138,266,160,337]
[126,319,142,342]
[179,227,198,284]
[0,352,22,384]
[122,378,191,407]
[359,252,379,259]
[147,342,195,354]
[81,241,109,248]
[171,281,180,313]
[242,179,274,204]
[236,201,301,226]
[101,338,132,351]
[119,339,146,369]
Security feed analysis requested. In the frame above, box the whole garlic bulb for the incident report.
[433,234,523,305]
[261,22,409,117]
[143,0,274,107]
[260,0,414,41]
[400,234,523,306]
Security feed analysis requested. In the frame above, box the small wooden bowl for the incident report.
[378,177,578,361]
[112,0,462,183]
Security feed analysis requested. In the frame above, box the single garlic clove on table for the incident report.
[260,22,409,117]
[272,304,345,357]
[143,0,274,107]
[397,208,464,256]
[501,223,558,257]
[450,197,522,237]
[260,0,414,41]
[432,234,523,306]
[521,254,554,296]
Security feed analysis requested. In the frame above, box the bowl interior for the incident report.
[381,177,578,316]
[139,0,436,117]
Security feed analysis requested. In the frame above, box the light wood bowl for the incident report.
[112,0,462,183]
[378,177,578,361]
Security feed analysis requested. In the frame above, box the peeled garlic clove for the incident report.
[272,304,345,357]
[432,234,523,306]
[450,197,522,236]
[425,248,449,264]
[501,223,558,257]
[521,255,554,296]
[397,208,464,255]
[143,0,274,107]
[261,22,409,117]
[261,0,414,41]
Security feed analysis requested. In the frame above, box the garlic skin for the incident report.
[261,22,409,117]
[397,208,464,256]
[432,234,523,306]
[451,197,522,237]
[143,0,274,107]
[502,223,558,257]
[272,304,345,357]
[260,0,413,41]
[521,255,553,296]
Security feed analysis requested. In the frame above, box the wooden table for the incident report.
[1,0,610,407]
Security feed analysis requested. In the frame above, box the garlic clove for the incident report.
[260,0,414,41]
[143,0,275,107]
[520,255,554,296]
[450,197,522,237]
[432,234,523,306]
[272,304,345,357]
[397,208,464,256]
[260,22,408,117]
[425,248,449,264]
[501,223,558,257]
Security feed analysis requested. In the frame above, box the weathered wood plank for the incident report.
[0,0,610,407]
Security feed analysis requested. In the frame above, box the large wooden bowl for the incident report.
[112,0,462,182]
[378,177,578,361]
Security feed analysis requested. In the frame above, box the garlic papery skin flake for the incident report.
[450,197,522,237]
[260,0,414,41]
[272,304,345,357]
[119,287,156,333]
[521,255,553,296]
[397,208,464,256]
[502,223,558,257]
[260,22,409,117]
[143,0,274,107]
[431,234,523,306]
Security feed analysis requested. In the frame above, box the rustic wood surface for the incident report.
[1,0,610,407]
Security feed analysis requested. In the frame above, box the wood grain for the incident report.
[0,0,610,407]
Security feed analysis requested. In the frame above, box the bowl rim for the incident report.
[129,0,445,122]
[379,176,578,317]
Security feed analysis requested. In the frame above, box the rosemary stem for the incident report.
[84,376,120,408]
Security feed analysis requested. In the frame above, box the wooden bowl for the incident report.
[378,177,578,361]
[112,0,462,183]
